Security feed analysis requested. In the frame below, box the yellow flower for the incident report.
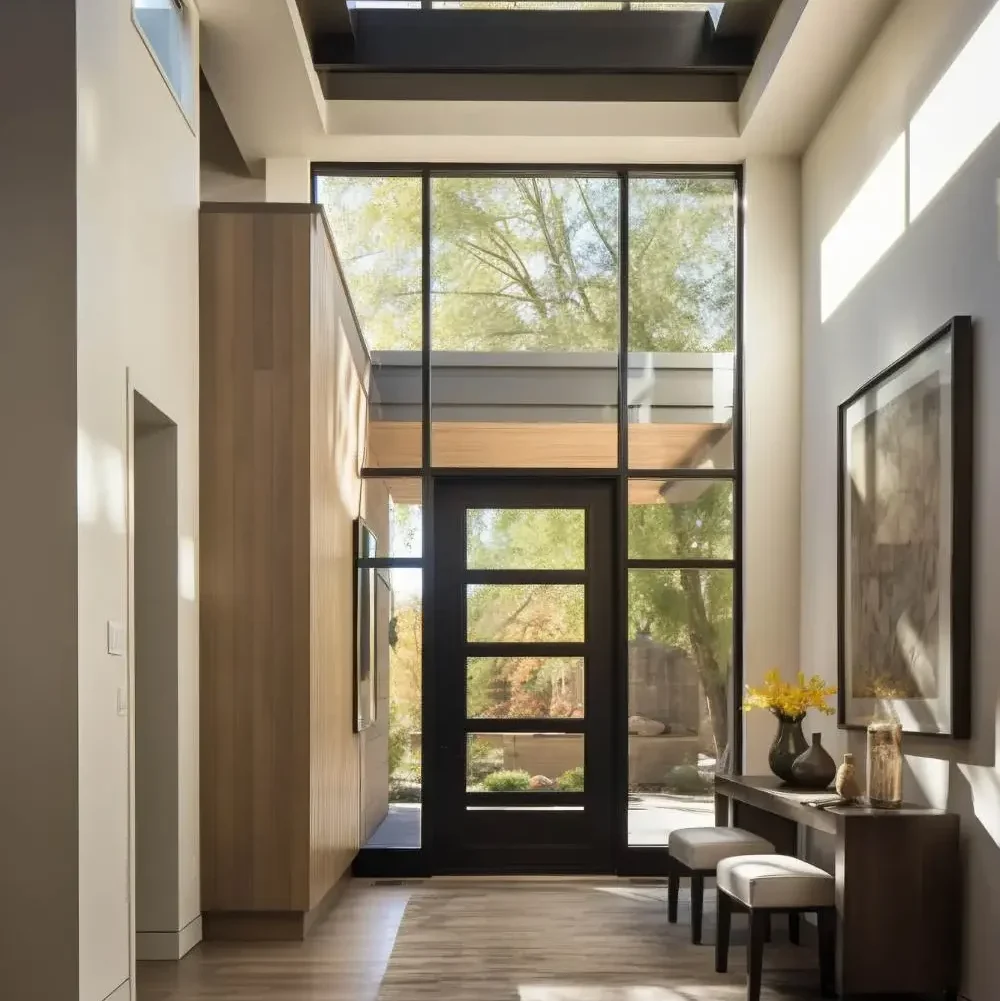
[743,669,837,719]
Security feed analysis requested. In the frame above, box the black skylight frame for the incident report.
[305,0,780,101]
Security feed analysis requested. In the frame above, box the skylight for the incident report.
[348,0,725,14]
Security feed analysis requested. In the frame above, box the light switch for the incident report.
[116,687,128,717]
[106,620,127,657]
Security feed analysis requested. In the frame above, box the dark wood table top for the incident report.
[715,774,954,835]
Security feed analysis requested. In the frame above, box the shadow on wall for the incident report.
[821,0,1000,323]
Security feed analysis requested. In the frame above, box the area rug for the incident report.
[377,882,823,1001]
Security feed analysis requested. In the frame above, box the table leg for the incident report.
[714,791,730,827]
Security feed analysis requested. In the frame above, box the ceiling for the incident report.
[197,0,898,165]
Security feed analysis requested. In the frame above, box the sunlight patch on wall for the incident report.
[909,0,1000,223]
[78,430,99,524]
[179,536,196,602]
[959,763,1000,849]
[77,428,127,532]
[820,135,906,322]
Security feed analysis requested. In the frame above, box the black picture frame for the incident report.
[837,316,973,737]
[354,518,378,732]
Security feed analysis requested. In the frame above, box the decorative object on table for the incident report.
[837,316,973,737]
[834,752,862,802]
[791,732,837,789]
[744,670,838,785]
[627,714,665,736]
[867,701,904,808]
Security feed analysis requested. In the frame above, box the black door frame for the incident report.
[331,164,745,880]
[429,476,617,874]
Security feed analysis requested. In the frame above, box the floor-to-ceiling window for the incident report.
[315,166,741,871]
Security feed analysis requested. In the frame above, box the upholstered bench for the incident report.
[667,827,775,944]
[715,854,837,1001]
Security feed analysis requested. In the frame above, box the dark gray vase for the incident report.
[768,715,808,783]
[791,732,837,790]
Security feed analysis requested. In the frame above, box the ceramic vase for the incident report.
[768,714,808,783]
[835,753,862,802]
[790,732,837,789]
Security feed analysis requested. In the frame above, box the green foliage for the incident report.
[388,719,409,780]
[316,173,735,354]
[662,764,712,796]
[556,766,585,792]
[467,736,504,783]
[482,770,532,792]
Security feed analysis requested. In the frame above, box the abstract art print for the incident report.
[837,317,973,736]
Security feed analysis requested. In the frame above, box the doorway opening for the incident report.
[132,392,181,959]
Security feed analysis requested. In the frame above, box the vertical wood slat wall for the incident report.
[200,204,362,939]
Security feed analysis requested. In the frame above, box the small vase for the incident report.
[791,733,837,789]
[867,721,903,808]
[768,714,808,784]
[835,753,862,802]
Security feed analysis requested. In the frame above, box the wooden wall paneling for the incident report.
[365,420,729,470]
[285,211,314,914]
[289,211,315,912]
[200,208,312,923]
[200,210,244,911]
[308,213,362,910]
[201,205,364,935]
[231,209,257,907]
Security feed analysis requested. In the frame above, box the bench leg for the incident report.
[690,873,704,945]
[667,859,679,924]
[817,907,836,999]
[714,888,731,973]
[747,910,767,1001]
[788,911,800,945]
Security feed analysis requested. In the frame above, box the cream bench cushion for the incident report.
[717,854,835,909]
[668,827,776,871]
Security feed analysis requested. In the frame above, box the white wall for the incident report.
[265,156,312,201]
[0,4,80,999]
[801,1,1000,996]
[742,157,803,774]
[76,1,201,996]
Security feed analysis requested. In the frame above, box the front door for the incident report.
[430,478,616,873]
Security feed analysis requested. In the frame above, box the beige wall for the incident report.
[201,165,266,202]
[0,4,80,998]
[77,0,201,995]
[801,1,1000,996]
[742,156,803,773]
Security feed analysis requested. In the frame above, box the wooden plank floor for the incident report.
[138,881,411,1001]
[137,879,821,1001]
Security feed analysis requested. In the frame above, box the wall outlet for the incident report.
[107,620,127,657]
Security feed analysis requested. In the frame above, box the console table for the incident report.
[714,775,960,999]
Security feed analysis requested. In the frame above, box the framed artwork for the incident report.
[837,316,973,736]
[354,519,378,732]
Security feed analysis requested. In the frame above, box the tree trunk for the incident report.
[679,568,730,759]
[702,669,730,760]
